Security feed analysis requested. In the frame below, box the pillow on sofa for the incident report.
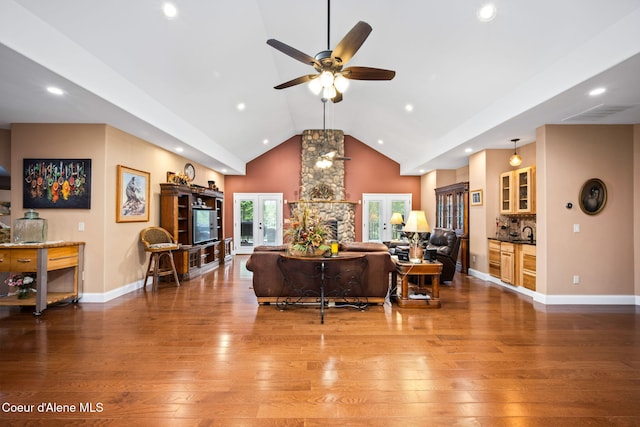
[340,242,389,252]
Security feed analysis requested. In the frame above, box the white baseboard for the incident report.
[467,269,638,306]
[79,279,146,303]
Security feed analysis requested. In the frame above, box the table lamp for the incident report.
[389,212,404,240]
[402,210,430,263]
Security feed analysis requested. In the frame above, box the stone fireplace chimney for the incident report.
[300,129,345,199]
[288,129,357,242]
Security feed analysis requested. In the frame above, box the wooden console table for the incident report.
[0,241,85,316]
[277,253,367,324]
[392,258,443,308]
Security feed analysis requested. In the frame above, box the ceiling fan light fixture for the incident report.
[320,71,335,88]
[334,74,349,92]
[308,77,323,95]
[322,86,337,100]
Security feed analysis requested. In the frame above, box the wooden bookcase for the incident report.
[160,184,225,280]
[434,182,469,273]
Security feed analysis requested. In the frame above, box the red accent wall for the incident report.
[343,135,421,240]
[224,134,420,241]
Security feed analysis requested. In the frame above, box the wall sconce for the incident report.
[509,138,522,167]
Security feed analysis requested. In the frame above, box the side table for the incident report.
[277,253,367,323]
[392,258,443,308]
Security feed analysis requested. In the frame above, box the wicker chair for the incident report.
[140,227,180,291]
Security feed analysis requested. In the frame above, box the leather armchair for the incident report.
[426,228,461,283]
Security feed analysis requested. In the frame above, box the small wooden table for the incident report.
[0,241,85,316]
[392,258,443,308]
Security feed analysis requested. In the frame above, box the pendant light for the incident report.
[509,138,522,167]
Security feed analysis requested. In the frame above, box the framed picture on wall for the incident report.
[470,189,483,206]
[23,159,92,209]
[579,178,607,215]
[116,165,150,223]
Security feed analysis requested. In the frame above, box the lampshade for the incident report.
[334,73,350,92]
[308,71,348,101]
[403,210,430,233]
[320,70,334,88]
[389,212,404,225]
[308,77,322,95]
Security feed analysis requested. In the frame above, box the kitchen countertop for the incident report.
[488,237,536,246]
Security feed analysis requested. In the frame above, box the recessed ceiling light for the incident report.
[163,3,178,19]
[477,4,497,22]
[221,169,227,173]
[377,139,384,145]
[263,139,269,145]
[405,104,414,112]
[237,103,246,111]
[589,87,606,96]
[46,86,64,95]
[419,169,425,174]
[175,147,184,153]
[465,147,473,153]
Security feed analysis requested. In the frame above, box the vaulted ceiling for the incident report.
[1,0,640,176]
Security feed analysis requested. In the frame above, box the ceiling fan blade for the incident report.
[342,66,396,80]
[331,91,343,103]
[267,39,320,67]
[331,21,372,64]
[274,74,317,90]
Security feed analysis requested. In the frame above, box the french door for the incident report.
[233,193,283,254]
[362,194,412,242]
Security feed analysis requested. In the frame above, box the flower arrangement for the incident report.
[167,171,191,186]
[285,207,332,256]
[5,273,35,299]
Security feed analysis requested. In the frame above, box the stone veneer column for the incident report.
[301,129,345,200]
[290,129,356,242]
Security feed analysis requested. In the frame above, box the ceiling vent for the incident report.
[561,104,635,122]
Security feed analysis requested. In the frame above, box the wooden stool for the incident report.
[140,227,180,291]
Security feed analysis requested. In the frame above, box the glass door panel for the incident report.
[362,194,412,242]
[366,200,382,241]
[234,193,283,254]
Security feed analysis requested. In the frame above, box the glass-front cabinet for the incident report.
[499,171,513,214]
[435,182,469,273]
[499,167,535,214]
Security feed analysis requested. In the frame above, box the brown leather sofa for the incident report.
[425,228,461,283]
[245,242,395,304]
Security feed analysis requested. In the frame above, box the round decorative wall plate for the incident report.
[184,163,195,181]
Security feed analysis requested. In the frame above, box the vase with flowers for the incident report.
[5,273,36,299]
[285,207,332,257]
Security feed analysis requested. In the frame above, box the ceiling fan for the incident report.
[266,0,395,103]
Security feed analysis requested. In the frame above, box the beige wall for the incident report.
[467,143,536,273]
[537,124,635,296]
[468,150,487,271]
[420,169,460,228]
[635,124,640,299]
[0,129,11,220]
[10,123,223,298]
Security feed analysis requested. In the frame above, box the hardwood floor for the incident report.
[1,255,639,426]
